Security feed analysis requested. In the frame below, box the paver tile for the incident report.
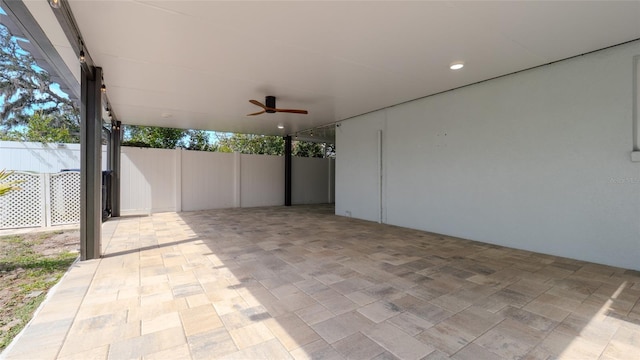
[4,205,640,360]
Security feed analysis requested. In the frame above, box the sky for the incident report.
[0,7,257,145]
[0,6,74,132]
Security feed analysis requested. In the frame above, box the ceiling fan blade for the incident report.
[248,99,307,115]
[275,108,309,114]
[249,99,267,109]
[247,110,266,116]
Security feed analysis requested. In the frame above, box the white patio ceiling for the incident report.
[27,1,640,141]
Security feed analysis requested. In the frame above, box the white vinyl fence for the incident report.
[0,141,107,172]
[0,142,335,229]
[0,171,80,229]
[121,147,335,215]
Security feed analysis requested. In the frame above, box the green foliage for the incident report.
[0,169,22,197]
[186,129,216,151]
[215,133,334,157]
[122,125,187,149]
[0,25,79,131]
[293,141,325,158]
[216,133,284,155]
[0,128,21,141]
[117,125,335,158]
[1,112,78,144]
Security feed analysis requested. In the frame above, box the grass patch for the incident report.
[0,294,45,350]
[0,230,78,351]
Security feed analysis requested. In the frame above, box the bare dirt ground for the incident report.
[30,230,79,256]
[0,229,79,350]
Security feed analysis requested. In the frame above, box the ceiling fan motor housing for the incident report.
[265,96,276,113]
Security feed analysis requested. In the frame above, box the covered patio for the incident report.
[4,205,640,359]
[1,1,640,359]
[1,1,638,268]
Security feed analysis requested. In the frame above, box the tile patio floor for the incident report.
[2,205,640,360]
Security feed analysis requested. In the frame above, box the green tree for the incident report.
[216,133,284,155]
[0,112,78,143]
[23,112,77,143]
[122,125,186,149]
[186,129,215,151]
[293,141,325,158]
[0,128,20,141]
[0,25,79,130]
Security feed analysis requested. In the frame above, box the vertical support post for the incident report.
[175,147,182,212]
[328,158,333,204]
[284,135,292,206]
[80,67,102,260]
[106,127,112,176]
[633,55,639,151]
[234,151,241,207]
[110,121,121,217]
[632,56,640,161]
[377,130,383,224]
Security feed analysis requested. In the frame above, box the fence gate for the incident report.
[0,172,46,229]
[0,171,81,229]
[48,172,81,226]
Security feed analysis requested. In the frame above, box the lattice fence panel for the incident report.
[0,172,44,229]
[49,172,80,225]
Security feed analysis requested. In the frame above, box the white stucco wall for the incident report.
[337,40,640,270]
[336,111,386,222]
[293,156,333,205]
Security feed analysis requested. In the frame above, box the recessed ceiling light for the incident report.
[450,62,464,70]
[277,124,284,129]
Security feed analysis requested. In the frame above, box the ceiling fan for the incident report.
[247,96,308,116]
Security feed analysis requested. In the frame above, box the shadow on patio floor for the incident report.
[3,204,640,359]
